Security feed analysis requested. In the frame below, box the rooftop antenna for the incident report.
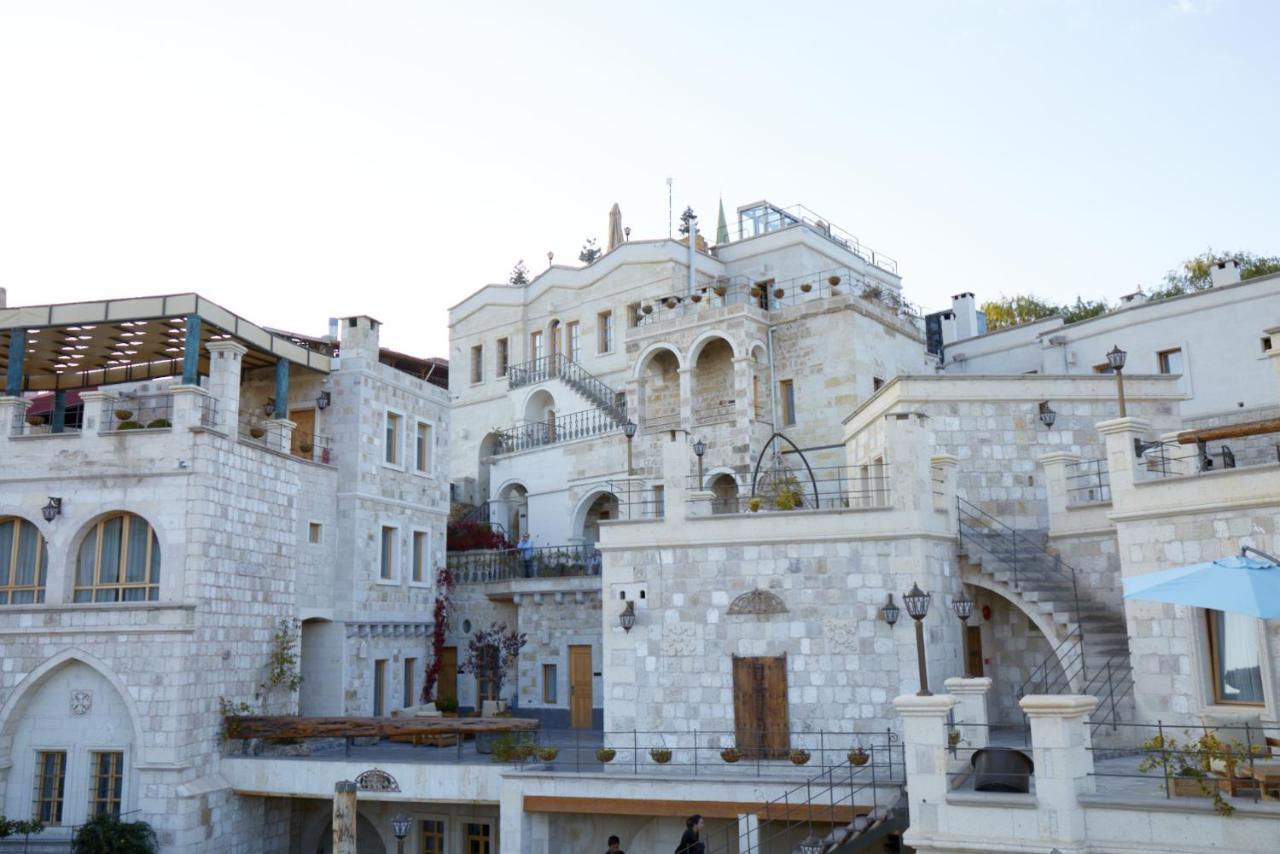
[667,177,673,238]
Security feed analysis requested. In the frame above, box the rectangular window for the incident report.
[496,338,509,377]
[1263,335,1273,354]
[412,531,428,583]
[542,663,557,704]
[380,526,396,580]
[465,822,492,854]
[385,412,401,465]
[308,522,322,544]
[566,321,581,362]
[597,311,614,353]
[470,344,484,384]
[89,751,124,818]
[1158,347,1184,375]
[373,659,387,716]
[1206,610,1264,705]
[33,750,66,825]
[872,376,885,392]
[403,658,417,708]
[652,485,665,517]
[421,819,446,854]
[415,422,433,473]
[530,330,544,362]
[780,379,796,426]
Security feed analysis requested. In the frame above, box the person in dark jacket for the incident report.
[675,814,704,854]
[605,835,624,853]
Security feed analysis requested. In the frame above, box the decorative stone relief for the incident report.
[70,689,92,716]
[355,769,400,792]
[823,619,857,654]
[661,623,697,656]
[727,588,788,616]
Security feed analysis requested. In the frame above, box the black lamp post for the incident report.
[623,420,637,474]
[881,594,900,629]
[952,591,974,678]
[391,814,411,854]
[693,437,706,485]
[903,582,932,696]
[1107,345,1128,417]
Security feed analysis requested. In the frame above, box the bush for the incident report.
[116,421,144,430]
[146,418,171,428]
[447,520,512,552]
[72,815,158,853]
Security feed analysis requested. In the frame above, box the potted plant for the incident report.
[650,748,672,764]
[664,297,679,309]
[789,749,811,766]
[537,746,560,762]
[713,280,728,297]
[117,421,144,430]
[512,743,536,762]
[249,423,266,439]
[147,418,171,429]
[747,497,762,513]
[1137,731,1262,815]
[596,747,616,763]
[25,414,45,426]
[72,814,158,853]
[298,439,314,454]
[849,747,870,766]
[114,408,134,421]
[641,304,653,315]
[720,747,742,763]
[800,282,812,293]
[690,292,703,303]
[827,275,841,287]
[773,287,785,299]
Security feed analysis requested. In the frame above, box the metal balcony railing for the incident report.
[492,407,623,455]
[448,545,602,584]
[506,354,627,422]
[98,393,174,433]
[1066,458,1111,504]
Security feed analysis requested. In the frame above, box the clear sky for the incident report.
[2,1,1276,356]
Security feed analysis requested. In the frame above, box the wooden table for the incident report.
[1252,764,1280,801]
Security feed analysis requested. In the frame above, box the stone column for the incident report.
[332,780,357,854]
[1019,694,1098,851]
[1268,330,1280,387]
[736,813,759,850]
[732,355,753,432]
[677,366,693,432]
[206,340,247,433]
[264,418,296,455]
[929,452,959,530]
[1095,416,1149,507]
[883,412,932,521]
[0,396,31,440]
[943,676,993,750]
[892,693,958,842]
[168,385,209,431]
[660,433,690,518]
[78,391,112,434]
[1039,451,1081,533]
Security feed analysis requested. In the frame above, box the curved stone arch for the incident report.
[570,486,620,542]
[521,388,558,424]
[517,384,561,419]
[631,342,685,380]
[699,465,739,490]
[687,330,740,365]
[745,339,768,361]
[727,588,788,616]
[0,648,149,763]
[58,508,167,603]
[960,574,1082,691]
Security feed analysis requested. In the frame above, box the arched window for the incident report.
[75,514,161,602]
[0,517,48,604]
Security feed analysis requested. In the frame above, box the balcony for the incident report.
[491,408,623,456]
[448,545,601,585]
[729,201,899,275]
[686,464,892,516]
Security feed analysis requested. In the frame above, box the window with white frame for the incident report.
[380,526,397,580]
[415,421,433,473]
[412,531,429,583]
[598,310,614,353]
[566,321,581,362]
[1205,609,1264,706]
[385,412,402,465]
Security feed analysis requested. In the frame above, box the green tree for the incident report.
[978,294,1059,331]
[1059,296,1110,324]
[578,238,601,264]
[72,815,158,854]
[508,260,530,286]
[1151,249,1280,300]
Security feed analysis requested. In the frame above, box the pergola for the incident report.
[0,293,330,429]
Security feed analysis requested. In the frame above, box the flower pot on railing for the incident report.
[596,748,616,763]
[536,747,559,762]
[849,747,870,766]
[720,748,742,763]
[971,747,1033,794]
[25,415,45,427]
[800,282,812,293]
[641,304,653,315]
[664,297,679,309]
[249,425,266,439]
[713,284,727,297]
[828,275,841,287]
[298,441,313,454]
[649,748,672,764]
[773,288,784,299]
[789,749,811,766]
[114,409,134,421]
[690,292,703,303]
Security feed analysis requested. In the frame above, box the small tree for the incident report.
[0,817,44,845]
[509,260,530,285]
[1151,249,1280,300]
[579,238,602,264]
[421,566,455,703]
[678,206,697,236]
[979,294,1059,331]
[72,815,158,854]
[460,622,527,704]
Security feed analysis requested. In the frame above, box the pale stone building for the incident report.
[0,294,448,851]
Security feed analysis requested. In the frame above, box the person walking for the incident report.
[675,814,704,854]
[517,532,534,578]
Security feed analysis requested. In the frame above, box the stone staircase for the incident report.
[956,498,1135,728]
[507,354,628,425]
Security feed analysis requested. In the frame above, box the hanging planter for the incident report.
[789,749,811,766]
[249,425,266,439]
[641,304,653,315]
[773,287,785,299]
[664,297,679,309]
[828,275,842,287]
[596,747,616,763]
[649,748,672,764]
[720,747,742,763]
[25,415,46,426]
[690,292,703,303]
[800,282,812,293]
[747,497,762,513]
[849,747,870,766]
[537,746,560,762]
[713,283,728,297]
[114,409,134,421]
[298,440,314,454]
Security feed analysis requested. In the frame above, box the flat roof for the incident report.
[0,292,331,392]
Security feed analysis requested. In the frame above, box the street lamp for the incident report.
[390,814,411,854]
[880,593,900,629]
[1106,345,1128,417]
[693,437,706,485]
[623,420,637,474]
[952,591,974,678]
[903,582,932,696]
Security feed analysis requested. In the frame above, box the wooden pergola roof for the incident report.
[0,293,330,392]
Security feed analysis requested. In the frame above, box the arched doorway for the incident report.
[579,492,619,546]
[637,347,682,431]
[523,389,557,446]
[477,432,504,504]
[708,473,740,514]
[497,482,529,541]
[314,814,387,854]
[691,337,735,425]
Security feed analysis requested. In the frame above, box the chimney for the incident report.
[326,317,339,343]
[339,315,382,362]
[1119,290,1147,307]
[951,293,979,341]
[0,287,6,309]
[1210,259,1242,288]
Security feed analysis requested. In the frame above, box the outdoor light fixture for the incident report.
[798,833,824,854]
[390,813,412,854]
[1107,345,1128,417]
[881,593,900,628]
[904,582,932,696]
[619,600,636,632]
[693,437,706,484]
[41,497,62,522]
[624,226,631,241]
[262,398,276,417]
[315,391,331,410]
[952,590,975,678]
[1038,401,1057,429]
[623,420,637,475]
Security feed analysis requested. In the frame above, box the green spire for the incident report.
[716,196,729,245]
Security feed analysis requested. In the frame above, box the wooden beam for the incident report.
[522,795,866,823]
[224,714,538,741]
[1177,418,1280,445]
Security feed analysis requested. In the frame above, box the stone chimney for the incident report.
[1210,259,1242,288]
[0,287,7,309]
[339,315,381,362]
[951,293,980,341]
[1119,289,1147,307]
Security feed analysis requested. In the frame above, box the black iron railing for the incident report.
[1066,458,1111,504]
[506,354,627,423]
[687,465,892,515]
[492,407,623,455]
[448,545,602,584]
[98,393,174,432]
[1136,438,1240,478]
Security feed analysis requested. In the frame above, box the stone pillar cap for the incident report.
[1095,416,1151,435]
[929,453,959,466]
[1038,451,1082,465]
[1019,694,1099,717]
[206,339,249,355]
[893,694,958,716]
[943,676,993,694]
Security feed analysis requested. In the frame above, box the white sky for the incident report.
[2,1,1276,356]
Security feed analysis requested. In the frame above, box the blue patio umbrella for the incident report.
[1122,547,1280,619]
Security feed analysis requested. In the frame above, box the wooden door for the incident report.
[966,626,985,678]
[569,645,593,728]
[438,646,457,703]
[733,655,790,758]
[289,408,316,458]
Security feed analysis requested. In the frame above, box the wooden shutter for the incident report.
[733,655,789,758]
[761,655,791,758]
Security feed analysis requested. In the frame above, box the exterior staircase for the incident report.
[507,354,628,425]
[956,498,1135,729]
